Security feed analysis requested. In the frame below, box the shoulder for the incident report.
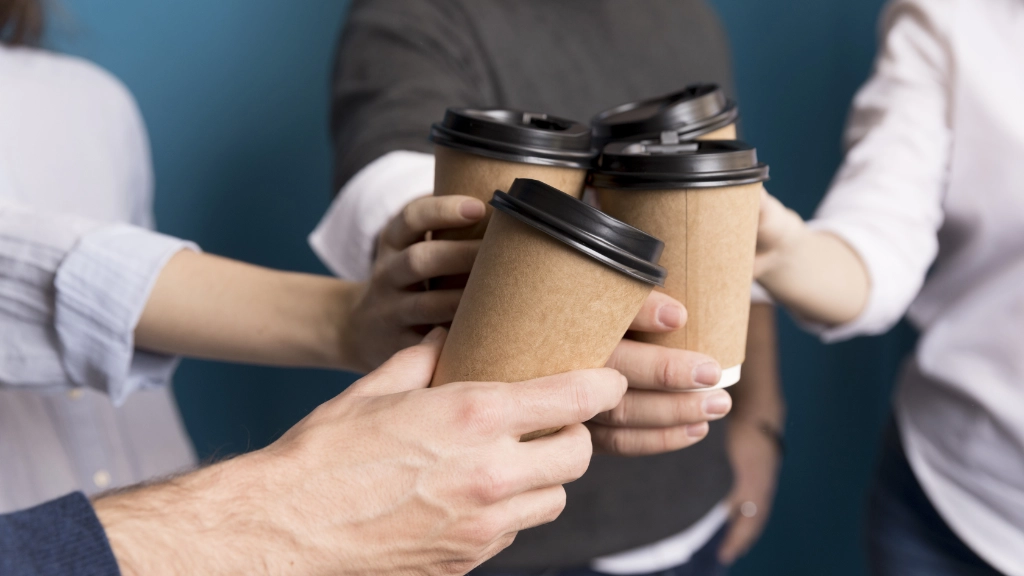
[881,0,960,39]
[344,0,472,32]
[0,46,144,131]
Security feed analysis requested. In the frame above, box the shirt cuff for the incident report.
[750,281,774,305]
[309,150,436,280]
[54,224,197,406]
[802,219,908,342]
[0,492,119,576]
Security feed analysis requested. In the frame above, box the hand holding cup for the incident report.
[341,194,485,372]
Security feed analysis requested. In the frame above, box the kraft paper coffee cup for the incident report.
[431,178,667,440]
[429,108,596,242]
[591,84,739,149]
[592,140,769,389]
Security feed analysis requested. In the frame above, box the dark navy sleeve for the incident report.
[0,492,120,576]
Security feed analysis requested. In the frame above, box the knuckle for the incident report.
[670,395,698,425]
[455,386,506,435]
[469,462,511,504]
[659,356,682,389]
[604,394,632,427]
[547,486,568,520]
[607,429,634,456]
[400,203,419,230]
[462,512,504,548]
[562,372,595,420]
[403,293,430,323]
[404,243,430,278]
[565,430,593,478]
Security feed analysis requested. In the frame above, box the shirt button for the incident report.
[67,389,84,400]
[93,470,111,489]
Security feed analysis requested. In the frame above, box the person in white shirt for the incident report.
[755,0,1024,574]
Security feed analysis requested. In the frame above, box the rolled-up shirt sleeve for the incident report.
[807,0,953,342]
[0,199,195,405]
[309,150,434,280]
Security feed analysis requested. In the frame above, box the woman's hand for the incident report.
[341,194,486,372]
[754,189,808,281]
[754,190,870,325]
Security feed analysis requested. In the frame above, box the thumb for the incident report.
[348,327,447,397]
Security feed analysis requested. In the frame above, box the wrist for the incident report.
[728,416,786,456]
[758,218,811,286]
[328,280,367,372]
[94,453,280,575]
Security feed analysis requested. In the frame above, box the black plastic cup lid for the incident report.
[591,84,739,145]
[591,140,769,190]
[490,179,666,286]
[430,108,596,169]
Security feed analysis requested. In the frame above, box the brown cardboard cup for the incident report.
[696,123,737,141]
[429,108,595,242]
[432,145,588,242]
[591,84,739,149]
[431,179,666,441]
[592,140,769,388]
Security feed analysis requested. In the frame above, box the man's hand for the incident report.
[343,195,486,372]
[95,328,627,576]
[589,291,734,456]
[718,419,782,565]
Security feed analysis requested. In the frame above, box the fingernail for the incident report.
[656,304,683,329]
[459,200,486,219]
[702,391,732,417]
[686,422,709,438]
[421,326,447,344]
[692,362,722,386]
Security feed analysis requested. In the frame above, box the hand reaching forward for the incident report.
[343,195,486,372]
[96,328,627,576]
[590,291,735,456]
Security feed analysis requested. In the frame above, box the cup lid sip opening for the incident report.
[591,140,770,190]
[591,84,739,145]
[489,179,667,286]
[430,108,596,168]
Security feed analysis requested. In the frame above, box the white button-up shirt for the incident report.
[811,0,1024,573]
[0,45,196,512]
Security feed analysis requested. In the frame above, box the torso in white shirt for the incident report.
[812,1,1024,574]
[0,45,194,513]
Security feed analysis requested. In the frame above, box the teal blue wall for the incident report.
[48,1,915,574]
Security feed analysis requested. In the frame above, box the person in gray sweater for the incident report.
[314,1,786,574]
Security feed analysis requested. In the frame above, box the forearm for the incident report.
[135,250,363,371]
[757,229,870,327]
[730,304,785,429]
[93,453,291,576]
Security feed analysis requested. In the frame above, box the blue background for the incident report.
[47,1,915,574]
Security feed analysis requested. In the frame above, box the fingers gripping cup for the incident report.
[431,179,667,441]
[430,108,596,242]
[592,140,769,389]
[591,84,739,149]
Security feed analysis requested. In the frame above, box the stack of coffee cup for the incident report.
[426,83,767,433]
[431,178,667,441]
